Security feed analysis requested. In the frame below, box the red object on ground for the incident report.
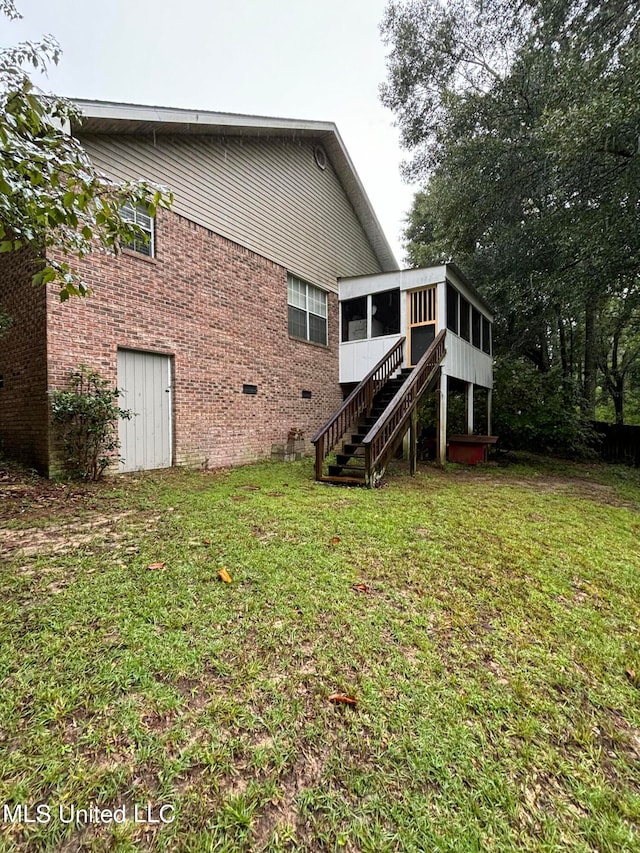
[447,435,498,465]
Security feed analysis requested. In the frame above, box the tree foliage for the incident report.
[381,0,640,428]
[0,0,172,300]
[492,356,595,456]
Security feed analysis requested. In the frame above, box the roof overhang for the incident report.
[339,262,493,318]
[70,99,399,273]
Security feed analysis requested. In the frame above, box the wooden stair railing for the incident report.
[362,330,446,486]
[312,337,405,480]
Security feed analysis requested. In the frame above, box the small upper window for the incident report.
[288,275,327,345]
[121,202,154,257]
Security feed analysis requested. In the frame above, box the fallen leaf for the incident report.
[203,539,211,545]
[218,568,232,583]
[328,694,357,706]
[625,668,638,686]
[147,562,166,570]
[351,583,370,594]
[329,536,341,546]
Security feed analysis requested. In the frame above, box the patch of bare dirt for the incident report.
[219,772,250,799]
[250,748,329,851]
[597,709,640,791]
[518,771,589,833]
[0,464,107,520]
[0,462,165,558]
[172,676,213,712]
[174,763,208,794]
[0,510,152,558]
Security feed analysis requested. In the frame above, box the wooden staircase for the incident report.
[325,369,413,483]
[313,331,446,487]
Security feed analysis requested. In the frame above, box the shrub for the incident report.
[492,356,596,457]
[51,366,133,480]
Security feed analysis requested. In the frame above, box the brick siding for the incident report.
[45,210,342,472]
[0,246,50,470]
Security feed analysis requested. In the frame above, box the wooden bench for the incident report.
[447,435,498,465]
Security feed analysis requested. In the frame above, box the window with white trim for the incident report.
[287,275,327,344]
[121,202,154,257]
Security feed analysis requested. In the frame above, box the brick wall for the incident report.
[0,246,50,470]
[46,210,342,471]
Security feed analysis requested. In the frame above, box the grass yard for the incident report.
[0,455,639,852]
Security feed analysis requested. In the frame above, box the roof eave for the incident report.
[70,99,399,273]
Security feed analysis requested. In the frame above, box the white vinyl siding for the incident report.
[443,336,493,388]
[79,134,383,291]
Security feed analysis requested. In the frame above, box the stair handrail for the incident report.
[363,330,446,479]
[312,336,405,479]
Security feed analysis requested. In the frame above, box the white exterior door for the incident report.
[117,349,172,472]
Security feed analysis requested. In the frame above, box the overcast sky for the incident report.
[2,0,418,264]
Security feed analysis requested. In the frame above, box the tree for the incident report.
[381,0,640,423]
[0,0,172,300]
[597,286,640,425]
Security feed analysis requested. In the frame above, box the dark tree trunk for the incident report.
[558,312,569,380]
[539,327,550,372]
[612,379,624,425]
[601,327,626,425]
[582,300,597,417]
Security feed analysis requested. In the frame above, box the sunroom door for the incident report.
[408,287,437,366]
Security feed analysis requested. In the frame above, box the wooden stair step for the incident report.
[336,454,366,467]
[342,443,364,455]
[328,464,366,479]
[317,475,366,486]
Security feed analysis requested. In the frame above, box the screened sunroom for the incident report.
[337,263,494,466]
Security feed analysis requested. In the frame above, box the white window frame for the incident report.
[121,202,155,258]
[287,275,328,345]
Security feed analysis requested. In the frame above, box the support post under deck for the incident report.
[438,372,448,465]
[487,387,493,436]
[466,381,474,434]
[409,408,418,475]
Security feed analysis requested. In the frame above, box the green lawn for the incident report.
[0,456,638,852]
